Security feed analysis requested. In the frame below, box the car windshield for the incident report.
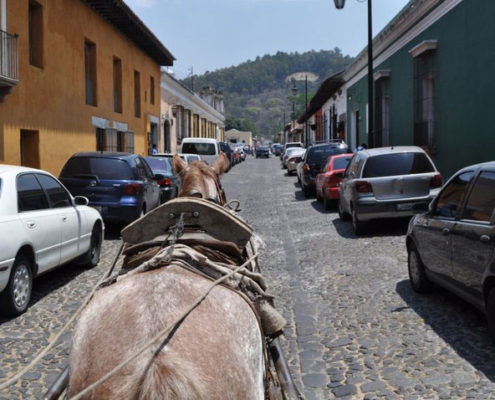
[60,157,134,180]
[182,142,216,155]
[362,152,435,178]
[144,157,172,173]
[333,156,353,170]
[308,145,347,164]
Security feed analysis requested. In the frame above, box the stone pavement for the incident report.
[1,155,495,399]
[223,156,495,400]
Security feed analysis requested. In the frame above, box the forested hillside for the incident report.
[183,48,353,140]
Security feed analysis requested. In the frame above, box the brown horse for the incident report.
[67,153,265,399]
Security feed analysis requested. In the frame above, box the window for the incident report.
[462,171,495,223]
[113,57,122,113]
[17,174,48,212]
[37,174,71,208]
[104,129,118,151]
[85,40,97,106]
[134,70,141,117]
[125,132,134,153]
[150,76,155,105]
[413,52,435,148]
[434,171,473,219]
[29,0,43,68]
[60,157,134,180]
[362,152,435,178]
[375,78,390,147]
[96,128,105,151]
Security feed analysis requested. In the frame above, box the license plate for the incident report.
[397,203,413,211]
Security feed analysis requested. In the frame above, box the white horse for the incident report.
[67,154,266,399]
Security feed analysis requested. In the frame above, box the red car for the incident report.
[316,153,354,210]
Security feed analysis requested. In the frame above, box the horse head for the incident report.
[172,152,228,205]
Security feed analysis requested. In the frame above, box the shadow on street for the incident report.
[332,217,410,239]
[396,279,495,381]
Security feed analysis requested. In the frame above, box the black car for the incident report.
[144,156,180,203]
[300,142,349,196]
[406,161,495,338]
[273,144,283,156]
[60,152,161,224]
[256,146,270,158]
[219,141,234,169]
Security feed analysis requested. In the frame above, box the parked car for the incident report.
[256,146,270,158]
[154,153,202,165]
[219,142,234,169]
[300,142,349,196]
[338,146,442,235]
[280,142,304,161]
[144,156,180,203]
[0,165,104,316]
[60,152,161,225]
[286,148,306,175]
[406,161,495,338]
[282,147,306,169]
[315,153,354,210]
[180,138,220,165]
[272,144,284,156]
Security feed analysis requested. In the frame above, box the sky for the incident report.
[126,0,410,79]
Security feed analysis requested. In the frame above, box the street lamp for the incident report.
[333,0,374,148]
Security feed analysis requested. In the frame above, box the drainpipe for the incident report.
[1,0,6,77]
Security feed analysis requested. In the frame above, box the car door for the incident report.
[450,170,495,307]
[17,173,62,273]
[340,154,360,213]
[37,174,81,264]
[415,171,474,278]
[138,156,160,211]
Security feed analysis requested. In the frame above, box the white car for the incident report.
[0,165,104,316]
[180,138,220,165]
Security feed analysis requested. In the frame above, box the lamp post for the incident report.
[334,0,374,148]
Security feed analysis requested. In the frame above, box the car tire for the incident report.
[302,183,311,198]
[80,224,102,269]
[316,190,322,202]
[338,199,350,221]
[0,255,33,317]
[352,208,366,235]
[297,175,301,184]
[407,245,431,293]
[323,196,332,210]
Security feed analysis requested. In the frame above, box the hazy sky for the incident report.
[126,0,410,78]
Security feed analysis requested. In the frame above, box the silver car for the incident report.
[287,149,306,175]
[338,146,442,234]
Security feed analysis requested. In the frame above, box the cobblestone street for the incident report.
[1,156,495,399]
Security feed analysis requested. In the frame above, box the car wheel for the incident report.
[297,175,301,184]
[352,208,366,235]
[80,224,102,269]
[338,199,350,221]
[408,245,431,293]
[0,255,33,316]
[316,190,322,202]
[323,196,332,210]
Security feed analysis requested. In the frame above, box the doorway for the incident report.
[163,120,171,152]
[20,129,40,168]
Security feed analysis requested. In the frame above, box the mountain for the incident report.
[182,48,353,140]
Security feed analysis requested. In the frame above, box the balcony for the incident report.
[0,29,19,102]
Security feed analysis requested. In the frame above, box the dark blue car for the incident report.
[60,152,161,224]
[144,156,180,203]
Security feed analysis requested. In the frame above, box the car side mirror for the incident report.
[74,196,89,206]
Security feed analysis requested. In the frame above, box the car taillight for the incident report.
[430,174,443,188]
[303,163,310,172]
[157,177,171,187]
[355,180,373,193]
[124,183,142,195]
[288,157,296,163]
[327,173,344,187]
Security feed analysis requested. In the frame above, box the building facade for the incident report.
[0,0,174,175]
[345,0,494,177]
[224,129,252,146]
[160,72,225,153]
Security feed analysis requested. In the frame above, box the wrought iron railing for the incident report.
[0,29,19,83]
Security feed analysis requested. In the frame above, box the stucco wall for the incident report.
[346,0,495,178]
[0,0,162,175]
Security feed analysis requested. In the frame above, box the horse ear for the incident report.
[212,152,228,177]
[172,154,188,175]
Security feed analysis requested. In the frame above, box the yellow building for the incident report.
[0,0,174,175]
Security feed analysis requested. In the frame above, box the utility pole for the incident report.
[305,75,308,147]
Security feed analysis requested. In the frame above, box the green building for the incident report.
[345,0,495,178]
